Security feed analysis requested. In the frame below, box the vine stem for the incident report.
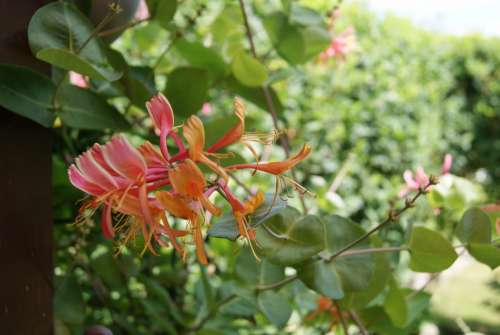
[333,300,349,334]
[237,0,308,213]
[97,18,149,37]
[328,179,437,261]
[337,246,408,257]
[255,274,298,291]
[349,310,368,335]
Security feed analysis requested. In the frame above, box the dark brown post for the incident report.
[0,1,53,334]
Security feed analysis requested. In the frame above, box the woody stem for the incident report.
[238,0,308,213]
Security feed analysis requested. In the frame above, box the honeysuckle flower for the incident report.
[68,93,311,263]
[399,154,453,198]
[69,71,89,88]
[201,102,212,115]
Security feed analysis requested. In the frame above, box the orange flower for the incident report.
[183,115,229,181]
[168,159,221,216]
[226,144,311,175]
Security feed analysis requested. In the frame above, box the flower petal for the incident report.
[102,135,146,180]
[207,98,245,153]
[68,165,105,196]
[183,115,205,161]
[146,93,174,135]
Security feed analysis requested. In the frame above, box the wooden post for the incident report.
[0,1,53,334]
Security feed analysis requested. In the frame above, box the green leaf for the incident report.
[456,207,492,244]
[208,194,287,241]
[147,0,177,29]
[408,227,458,273]
[257,290,292,328]
[468,243,500,269]
[255,207,324,265]
[28,2,120,81]
[140,299,177,333]
[322,215,375,291]
[58,85,129,130]
[175,39,227,80]
[123,66,156,107]
[296,259,344,299]
[276,25,307,64]
[225,76,284,116]
[0,64,55,127]
[231,51,268,87]
[383,279,408,328]
[90,248,124,289]
[289,3,326,27]
[347,236,391,308]
[37,48,121,81]
[301,26,331,60]
[164,67,209,117]
[54,275,85,325]
[140,276,184,324]
[235,247,285,286]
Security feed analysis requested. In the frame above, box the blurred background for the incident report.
[52,0,500,334]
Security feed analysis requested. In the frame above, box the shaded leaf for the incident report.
[255,207,324,265]
[165,67,209,117]
[28,2,120,81]
[58,85,129,130]
[383,278,408,328]
[147,0,177,29]
[235,247,285,286]
[296,259,344,299]
[257,290,292,328]
[0,64,54,127]
[456,207,492,244]
[175,39,227,80]
[54,275,85,325]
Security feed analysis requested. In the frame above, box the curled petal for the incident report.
[207,98,245,153]
[403,170,419,189]
[146,93,174,136]
[102,135,146,180]
[226,144,311,175]
[183,115,205,161]
[415,167,429,187]
[68,165,106,196]
[193,220,208,265]
[100,204,115,239]
[168,159,206,197]
[139,141,167,168]
[156,191,196,219]
[75,146,120,190]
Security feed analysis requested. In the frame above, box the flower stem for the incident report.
[238,0,308,213]
[328,180,436,261]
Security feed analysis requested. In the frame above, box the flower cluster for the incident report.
[68,94,310,264]
[319,9,357,62]
[399,154,453,198]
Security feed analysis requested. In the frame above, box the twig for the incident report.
[337,246,407,258]
[333,300,349,334]
[255,274,298,291]
[328,179,437,261]
[98,18,149,37]
[228,171,254,196]
[349,310,368,335]
[237,0,308,213]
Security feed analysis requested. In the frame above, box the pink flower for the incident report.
[320,26,357,61]
[134,0,150,20]
[69,71,89,88]
[441,154,453,174]
[146,93,176,160]
[201,102,212,115]
[399,154,453,198]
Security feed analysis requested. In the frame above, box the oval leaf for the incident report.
[383,278,408,328]
[456,207,492,244]
[409,227,458,273]
[0,64,55,127]
[164,67,209,117]
[322,215,375,291]
[255,207,324,265]
[257,290,292,328]
[58,85,129,130]
[296,260,344,299]
[468,243,500,269]
[232,51,268,87]
[28,2,120,81]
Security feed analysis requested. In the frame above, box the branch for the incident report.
[328,178,437,261]
[98,18,149,37]
[333,300,349,334]
[237,0,308,213]
[349,310,368,335]
[255,274,298,291]
[337,246,407,258]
